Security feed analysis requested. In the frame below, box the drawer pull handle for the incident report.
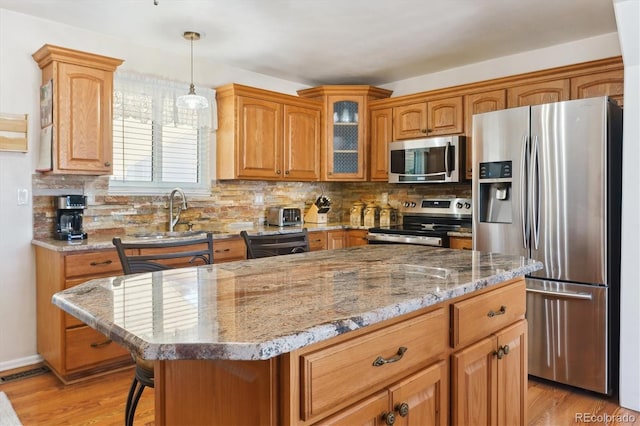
[373,346,407,366]
[90,339,113,348]
[381,411,396,425]
[90,260,113,266]
[215,248,231,253]
[395,402,409,417]
[487,305,506,317]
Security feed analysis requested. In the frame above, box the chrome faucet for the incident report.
[169,188,188,232]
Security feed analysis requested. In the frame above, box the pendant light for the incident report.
[176,31,209,110]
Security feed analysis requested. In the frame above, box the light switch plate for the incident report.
[17,188,28,205]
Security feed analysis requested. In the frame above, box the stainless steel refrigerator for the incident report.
[472,97,623,395]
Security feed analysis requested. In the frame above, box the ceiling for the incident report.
[0,0,619,86]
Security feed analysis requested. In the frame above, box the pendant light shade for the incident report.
[177,31,209,110]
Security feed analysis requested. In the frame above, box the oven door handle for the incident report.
[366,233,443,246]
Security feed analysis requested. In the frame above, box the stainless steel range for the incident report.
[367,198,472,247]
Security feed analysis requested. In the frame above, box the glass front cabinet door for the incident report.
[298,86,392,181]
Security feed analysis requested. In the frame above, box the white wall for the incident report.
[614,0,640,413]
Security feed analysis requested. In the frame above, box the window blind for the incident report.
[110,71,215,194]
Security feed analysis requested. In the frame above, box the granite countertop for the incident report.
[32,223,472,252]
[52,245,541,362]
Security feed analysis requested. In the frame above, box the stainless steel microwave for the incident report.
[388,135,465,183]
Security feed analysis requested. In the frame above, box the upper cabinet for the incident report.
[298,85,392,181]
[506,79,570,108]
[571,69,624,107]
[216,84,322,181]
[32,45,123,175]
[369,107,393,181]
[393,96,463,140]
[464,89,507,179]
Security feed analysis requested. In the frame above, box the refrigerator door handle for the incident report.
[526,287,593,300]
[520,135,529,249]
[530,135,541,250]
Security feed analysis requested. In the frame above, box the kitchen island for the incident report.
[52,244,542,425]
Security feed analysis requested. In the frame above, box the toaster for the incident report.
[266,207,302,227]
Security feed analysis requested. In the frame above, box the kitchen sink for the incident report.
[128,230,207,240]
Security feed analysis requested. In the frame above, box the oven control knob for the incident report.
[410,202,416,208]
[456,202,463,209]
[464,202,471,209]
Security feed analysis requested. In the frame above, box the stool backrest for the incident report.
[112,233,214,274]
[240,229,310,259]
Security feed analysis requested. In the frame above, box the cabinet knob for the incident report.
[104,161,111,167]
[381,411,396,425]
[285,170,290,175]
[420,129,428,133]
[276,169,281,175]
[395,402,409,417]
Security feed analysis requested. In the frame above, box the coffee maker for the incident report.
[55,195,88,241]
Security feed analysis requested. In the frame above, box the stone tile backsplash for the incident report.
[32,174,471,239]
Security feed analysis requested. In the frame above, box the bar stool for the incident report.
[240,229,310,258]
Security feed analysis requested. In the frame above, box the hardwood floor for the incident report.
[1,366,638,425]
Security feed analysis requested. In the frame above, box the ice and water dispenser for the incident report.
[478,161,513,223]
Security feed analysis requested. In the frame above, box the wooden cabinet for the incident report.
[369,107,393,181]
[507,79,570,108]
[327,229,346,250]
[451,320,527,426]
[298,86,392,181]
[212,237,247,262]
[450,280,527,426]
[464,89,507,179]
[308,231,328,251]
[346,229,369,247]
[571,69,624,107]
[393,96,463,140]
[32,45,123,175]
[35,246,131,383]
[449,236,472,250]
[216,83,322,181]
[323,360,448,426]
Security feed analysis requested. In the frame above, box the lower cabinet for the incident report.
[323,361,448,426]
[35,237,246,383]
[451,320,527,426]
[449,236,472,250]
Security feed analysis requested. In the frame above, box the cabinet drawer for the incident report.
[300,308,446,420]
[449,237,472,250]
[65,326,130,371]
[308,231,327,251]
[213,237,246,263]
[64,250,123,279]
[451,279,525,348]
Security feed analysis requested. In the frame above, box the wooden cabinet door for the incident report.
[212,237,247,263]
[327,229,345,249]
[496,320,527,426]
[370,107,393,181]
[451,336,497,426]
[571,69,624,107]
[283,103,321,180]
[308,231,328,251]
[464,89,507,179]
[319,390,388,426]
[389,360,448,426]
[326,95,366,181]
[346,229,369,247]
[393,103,427,140]
[236,96,282,179]
[507,79,570,108]
[57,62,114,174]
[427,96,463,136]
[449,236,472,250]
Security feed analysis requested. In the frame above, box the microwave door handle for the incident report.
[444,142,451,177]
[520,135,529,249]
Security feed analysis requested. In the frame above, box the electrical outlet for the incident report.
[17,188,28,205]
[254,193,264,205]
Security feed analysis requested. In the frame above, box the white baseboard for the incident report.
[0,355,43,374]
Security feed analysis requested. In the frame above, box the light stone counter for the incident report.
[52,244,541,362]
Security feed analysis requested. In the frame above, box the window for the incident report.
[110,71,215,194]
